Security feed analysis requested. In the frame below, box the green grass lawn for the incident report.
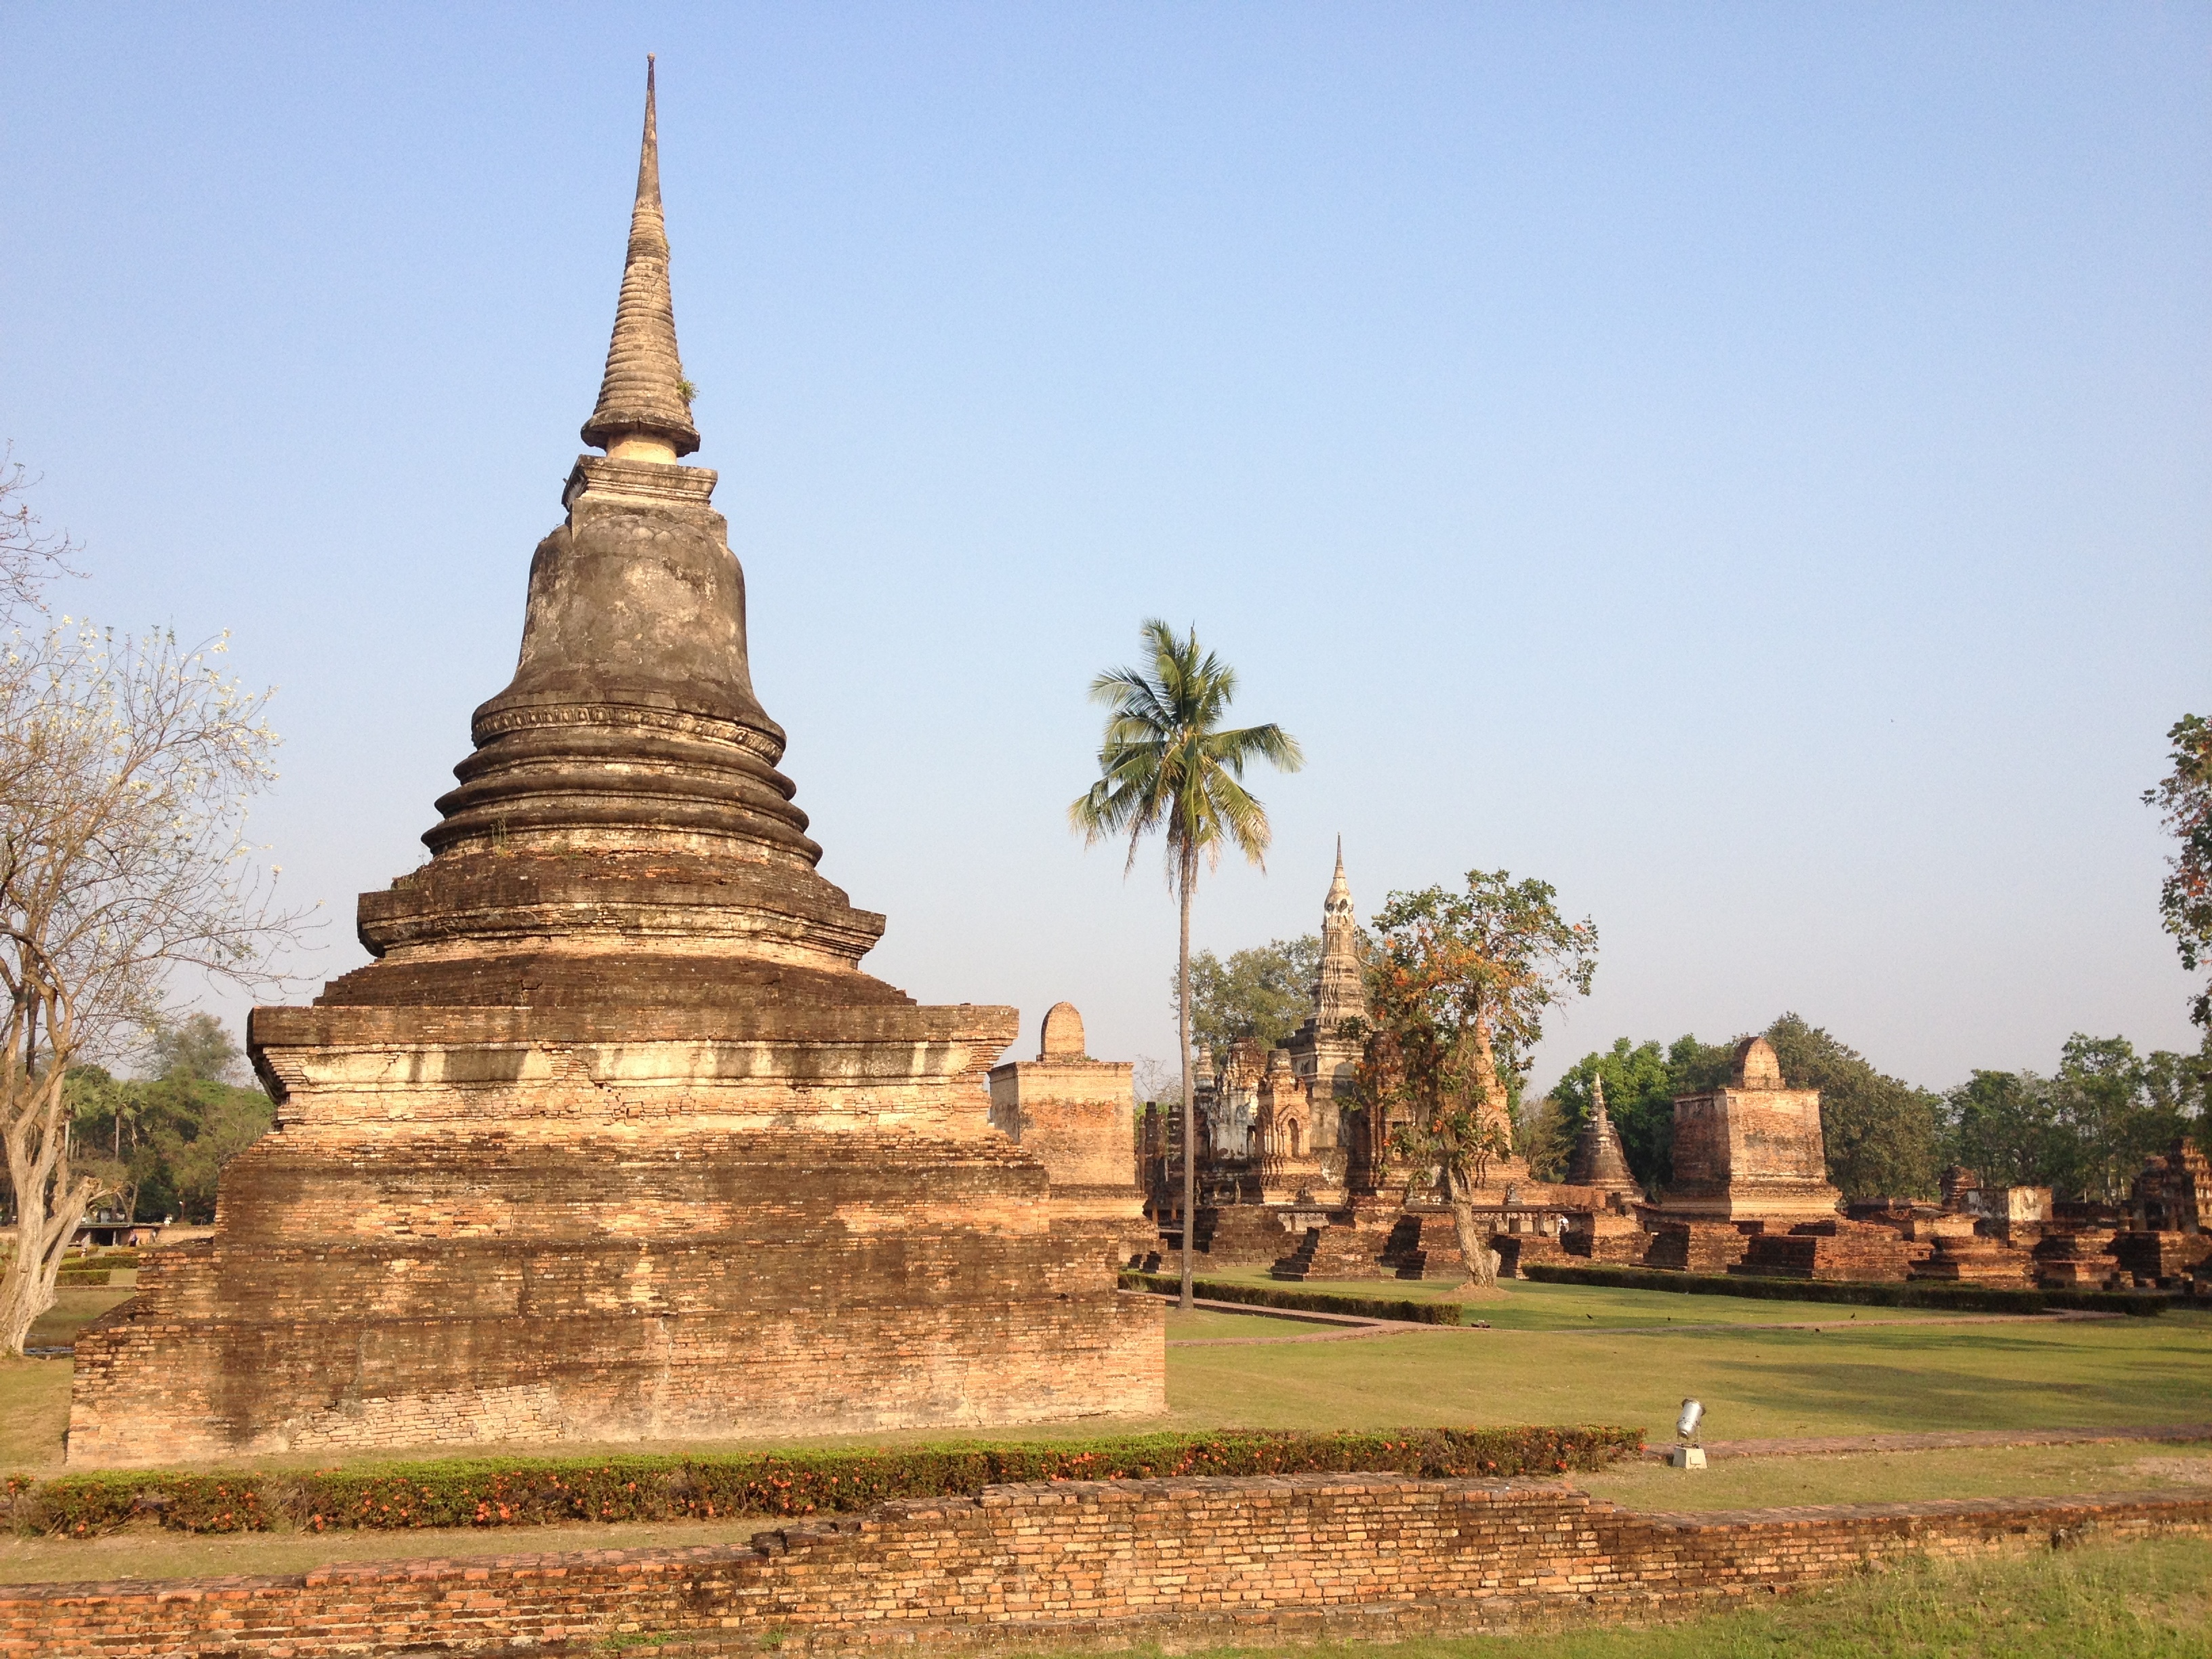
[27,1286,133,1350]
[0,1515,783,1585]
[1198,1267,2011,1328]
[1164,1307,1345,1340]
[1578,1438,2212,1512]
[1084,1538,2212,1659]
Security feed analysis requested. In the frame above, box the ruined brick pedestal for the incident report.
[1197,1205,1316,1265]
[2034,1229,2121,1290]
[1642,1220,1755,1274]
[1380,1210,1470,1279]
[1731,1218,1924,1282]
[1563,1203,1651,1265]
[2110,1229,2212,1288]
[65,70,1161,1467]
[1270,1219,1394,1281]
[1900,1214,2033,1286]
[1490,1232,1572,1277]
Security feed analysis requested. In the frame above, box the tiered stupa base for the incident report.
[70,1007,1161,1467]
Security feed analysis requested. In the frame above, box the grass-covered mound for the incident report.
[4,1424,1642,1537]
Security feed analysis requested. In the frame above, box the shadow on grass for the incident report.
[1696,1349,2211,1433]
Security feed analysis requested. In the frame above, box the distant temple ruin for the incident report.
[1136,867,2209,1300]
[66,64,1161,1467]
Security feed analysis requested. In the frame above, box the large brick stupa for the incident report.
[67,65,1163,1467]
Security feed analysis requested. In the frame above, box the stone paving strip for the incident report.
[1636,1423,2212,1462]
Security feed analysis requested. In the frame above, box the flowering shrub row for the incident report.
[7,1425,1642,1537]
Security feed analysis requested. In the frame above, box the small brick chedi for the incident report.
[987,1003,1151,1269]
[66,67,1162,1467]
[1659,1037,1843,1223]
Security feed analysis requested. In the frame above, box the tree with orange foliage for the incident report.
[1352,871,1597,1290]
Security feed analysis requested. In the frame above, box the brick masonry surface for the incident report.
[7,1475,2208,1658]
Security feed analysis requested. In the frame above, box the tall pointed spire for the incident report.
[1314,840,1364,1028]
[581,56,701,461]
[1566,1071,1640,1196]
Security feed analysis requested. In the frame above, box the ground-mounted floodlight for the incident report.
[1669,1397,1706,1469]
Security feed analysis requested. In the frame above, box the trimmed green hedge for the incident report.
[1120,1271,1462,1324]
[3,1425,1642,1538]
[1523,1261,2168,1316]
[56,1250,138,1286]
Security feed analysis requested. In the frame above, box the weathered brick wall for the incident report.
[1733,1218,1927,1282]
[985,1061,1134,1193]
[1641,1219,1753,1273]
[9,1477,2206,1658]
[68,1130,1163,1468]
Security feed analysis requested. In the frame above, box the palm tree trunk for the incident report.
[1177,844,1197,1313]
[1168,858,1185,1309]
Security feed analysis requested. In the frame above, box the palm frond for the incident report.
[1069,619,1302,891]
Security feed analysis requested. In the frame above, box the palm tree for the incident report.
[1071,619,1303,1311]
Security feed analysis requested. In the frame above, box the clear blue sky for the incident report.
[4,3,2207,1093]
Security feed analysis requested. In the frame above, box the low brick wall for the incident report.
[7,1476,2208,1658]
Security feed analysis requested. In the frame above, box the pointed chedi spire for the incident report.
[1313,840,1364,1029]
[325,62,910,1017]
[1567,1071,1641,1197]
[581,56,700,462]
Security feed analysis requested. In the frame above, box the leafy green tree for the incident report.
[144,1011,243,1086]
[1945,1068,2064,1190]
[60,1017,274,1225]
[1177,936,1319,1057]
[1071,619,1302,1309]
[1942,1036,2200,1202]
[2043,1036,2194,1203]
[1662,1033,1739,1097]
[1353,870,1597,1288]
[2143,713,2212,1032]
[1515,1093,1574,1182]
[2140,1044,2212,1130]
[146,1076,273,1221]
